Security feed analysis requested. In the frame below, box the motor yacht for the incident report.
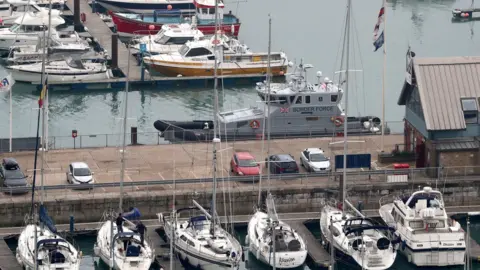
[0,0,62,26]
[0,12,76,50]
[7,35,91,64]
[379,186,466,266]
[143,34,285,77]
[7,56,112,82]
[247,194,307,269]
[130,23,204,55]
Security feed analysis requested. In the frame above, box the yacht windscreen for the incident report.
[9,24,21,32]
[179,44,189,55]
[67,59,85,69]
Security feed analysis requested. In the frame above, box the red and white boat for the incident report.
[110,0,241,38]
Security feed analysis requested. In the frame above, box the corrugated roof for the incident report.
[414,56,480,130]
[435,140,479,151]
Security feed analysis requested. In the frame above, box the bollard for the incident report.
[69,215,74,233]
[153,10,157,22]
[111,34,119,69]
[131,127,138,145]
[73,0,81,32]
[92,0,96,13]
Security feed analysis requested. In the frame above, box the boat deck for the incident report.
[289,220,330,267]
[64,0,141,80]
[0,238,21,270]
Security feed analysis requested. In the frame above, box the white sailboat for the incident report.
[246,16,307,269]
[319,1,398,269]
[378,186,466,266]
[157,1,243,269]
[16,7,81,267]
[93,43,154,270]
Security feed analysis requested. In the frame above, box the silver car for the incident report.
[66,162,94,186]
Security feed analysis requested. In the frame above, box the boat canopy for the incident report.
[123,207,141,220]
[36,238,67,249]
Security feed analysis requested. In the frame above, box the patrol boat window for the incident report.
[305,96,310,104]
[296,96,302,104]
[278,96,288,104]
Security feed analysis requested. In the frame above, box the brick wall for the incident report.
[439,151,480,176]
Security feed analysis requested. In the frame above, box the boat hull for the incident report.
[398,246,465,266]
[7,68,111,83]
[247,212,307,269]
[110,12,241,37]
[154,116,384,142]
[146,62,285,77]
[96,0,194,14]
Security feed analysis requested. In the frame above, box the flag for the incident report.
[373,31,385,52]
[373,1,385,51]
[39,77,47,108]
[0,74,14,93]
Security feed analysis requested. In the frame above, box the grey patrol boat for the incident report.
[154,63,385,142]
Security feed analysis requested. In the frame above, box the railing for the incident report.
[22,120,403,150]
[4,165,480,200]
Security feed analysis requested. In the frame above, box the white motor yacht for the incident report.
[16,206,81,270]
[0,12,76,50]
[379,186,466,266]
[7,57,112,82]
[0,0,62,26]
[130,23,204,55]
[7,35,91,64]
[158,201,243,270]
[246,194,307,269]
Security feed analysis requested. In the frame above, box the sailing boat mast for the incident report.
[44,0,53,151]
[341,0,352,216]
[211,0,220,236]
[381,0,386,152]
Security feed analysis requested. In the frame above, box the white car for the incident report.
[300,148,331,172]
[66,162,94,185]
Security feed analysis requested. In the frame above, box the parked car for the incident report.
[230,152,260,176]
[66,162,94,186]
[265,154,299,174]
[300,148,331,172]
[0,158,29,194]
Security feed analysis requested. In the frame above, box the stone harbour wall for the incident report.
[2,180,480,227]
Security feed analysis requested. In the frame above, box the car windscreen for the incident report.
[4,169,25,179]
[310,153,328,162]
[238,158,257,167]
[74,168,91,176]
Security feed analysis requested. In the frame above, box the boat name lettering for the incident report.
[292,106,334,113]
[279,257,295,264]
[443,243,454,246]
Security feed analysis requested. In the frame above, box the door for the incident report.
[416,143,426,168]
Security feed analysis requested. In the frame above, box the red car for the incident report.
[230,152,260,176]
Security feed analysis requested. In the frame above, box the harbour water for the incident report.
[4,221,480,269]
[1,0,480,140]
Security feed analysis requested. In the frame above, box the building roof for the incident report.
[435,138,479,151]
[398,56,480,131]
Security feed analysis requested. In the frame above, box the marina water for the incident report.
[1,0,480,140]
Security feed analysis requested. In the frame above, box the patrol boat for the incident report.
[154,63,384,142]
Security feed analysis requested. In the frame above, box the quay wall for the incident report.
[1,179,480,227]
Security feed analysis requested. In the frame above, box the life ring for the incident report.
[331,116,344,127]
[250,120,260,129]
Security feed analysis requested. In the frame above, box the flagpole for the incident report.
[9,84,12,153]
[381,0,386,152]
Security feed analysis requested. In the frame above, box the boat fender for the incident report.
[331,116,344,127]
[245,235,249,245]
[80,13,86,23]
[250,120,260,129]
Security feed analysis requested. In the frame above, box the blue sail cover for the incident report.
[123,207,141,221]
[39,205,57,233]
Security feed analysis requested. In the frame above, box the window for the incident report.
[318,97,323,102]
[187,240,195,246]
[289,96,295,104]
[331,95,338,102]
[236,121,248,128]
[295,96,302,104]
[305,96,311,104]
[461,98,478,124]
[278,96,288,104]
[180,235,188,242]
[185,47,212,57]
